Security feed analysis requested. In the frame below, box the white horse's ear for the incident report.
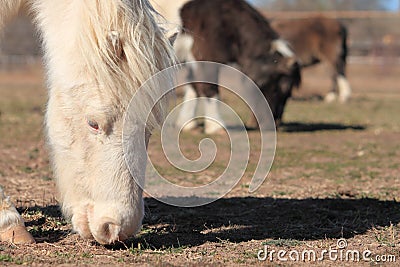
[168,32,179,46]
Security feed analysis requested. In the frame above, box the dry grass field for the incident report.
[0,60,399,266]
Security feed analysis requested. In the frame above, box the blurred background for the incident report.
[253,0,400,61]
[1,0,399,97]
[1,0,399,68]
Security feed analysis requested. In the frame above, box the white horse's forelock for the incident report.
[93,0,176,129]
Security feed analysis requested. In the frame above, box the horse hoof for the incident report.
[0,225,35,244]
[324,92,337,103]
[339,93,351,103]
[205,127,226,135]
[204,120,225,135]
[180,120,198,132]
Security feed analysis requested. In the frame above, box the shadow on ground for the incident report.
[291,94,325,102]
[22,197,400,248]
[280,122,366,132]
[21,205,69,243]
[126,197,400,249]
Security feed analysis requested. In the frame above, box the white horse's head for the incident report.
[34,0,175,244]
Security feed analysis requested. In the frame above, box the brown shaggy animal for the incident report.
[271,17,351,102]
[174,0,301,133]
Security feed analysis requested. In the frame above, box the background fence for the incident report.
[0,14,41,70]
[1,10,400,69]
[262,10,400,59]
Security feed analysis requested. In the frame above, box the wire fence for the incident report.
[0,55,40,71]
[261,10,400,59]
[0,11,400,70]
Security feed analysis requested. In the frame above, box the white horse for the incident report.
[0,0,175,244]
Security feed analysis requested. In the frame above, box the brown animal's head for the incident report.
[247,39,301,126]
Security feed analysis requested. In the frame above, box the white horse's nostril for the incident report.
[91,217,121,245]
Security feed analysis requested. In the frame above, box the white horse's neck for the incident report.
[32,1,90,89]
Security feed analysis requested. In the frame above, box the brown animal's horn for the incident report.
[270,39,295,58]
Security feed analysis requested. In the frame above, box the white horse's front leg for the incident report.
[0,187,35,243]
[175,85,199,131]
[337,75,352,103]
[0,0,35,244]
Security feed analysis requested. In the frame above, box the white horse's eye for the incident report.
[87,119,100,132]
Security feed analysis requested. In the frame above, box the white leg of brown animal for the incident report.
[175,85,199,131]
[324,69,340,103]
[0,187,35,244]
[325,73,338,103]
[337,75,352,103]
[173,33,200,131]
[174,33,195,62]
[204,94,225,135]
[325,75,351,103]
